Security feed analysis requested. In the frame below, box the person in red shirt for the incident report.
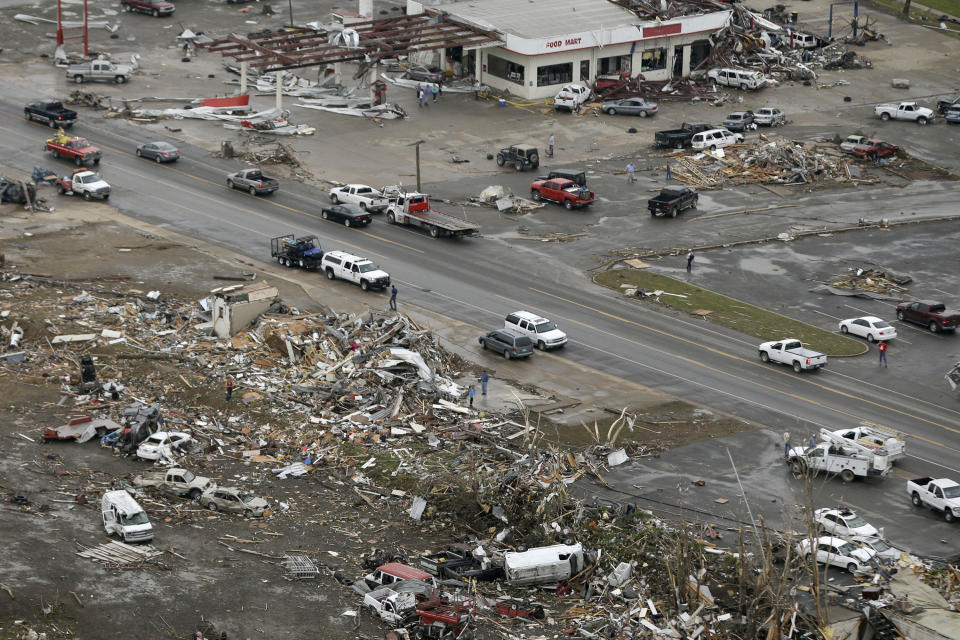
[878,341,888,367]
[226,378,234,401]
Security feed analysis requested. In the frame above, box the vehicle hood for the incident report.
[540,329,567,342]
[365,269,390,279]
[244,497,269,511]
[851,548,875,563]
[75,145,101,155]
[122,522,153,534]
[86,179,111,190]
[847,523,879,537]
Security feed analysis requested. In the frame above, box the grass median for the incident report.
[594,268,867,357]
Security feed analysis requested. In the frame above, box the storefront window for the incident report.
[689,40,712,72]
[487,54,525,85]
[598,55,631,75]
[536,62,573,87]
[641,48,667,72]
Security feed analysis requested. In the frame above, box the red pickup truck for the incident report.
[850,139,900,159]
[45,131,101,167]
[896,300,960,333]
[530,178,595,210]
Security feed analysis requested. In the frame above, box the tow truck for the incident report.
[55,168,111,200]
[383,188,480,239]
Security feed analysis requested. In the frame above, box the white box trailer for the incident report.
[503,543,584,586]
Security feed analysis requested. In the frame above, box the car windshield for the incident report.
[535,322,557,333]
[943,485,960,498]
[845,516,869,527]
[181,470,196,482]
[240,494,258,504]
[868,539,891,552]
[838,543,858,556]
[121,511,149,526]
[358,263,378,273]
[873,321,891,328]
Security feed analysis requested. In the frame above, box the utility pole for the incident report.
[411,140,425,192]
[288,0,294,27]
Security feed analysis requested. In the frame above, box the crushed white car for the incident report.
[554,84,591,112]
[814,507,879,538]
[136,431,193,461]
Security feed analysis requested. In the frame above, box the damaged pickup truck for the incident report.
[132,467,214,500]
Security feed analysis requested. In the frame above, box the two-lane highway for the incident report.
[3,104,958,477]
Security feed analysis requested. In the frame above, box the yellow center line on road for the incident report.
[525,287,960,445]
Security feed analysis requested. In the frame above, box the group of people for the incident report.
[416,82,441,107]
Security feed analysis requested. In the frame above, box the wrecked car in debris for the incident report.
[503,542,585,586]
[365,563,438,591]
[199,487,269,517]
[42,416,121,443]
[654,122,713,149]
[65,60,133,84]
[136,431,193,461]
[419,545,504,581]
[132,467,214,500]
[102,490,154,543]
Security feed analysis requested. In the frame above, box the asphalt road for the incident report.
[2,101,959,556]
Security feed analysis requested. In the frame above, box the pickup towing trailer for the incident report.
[384,189,479,238]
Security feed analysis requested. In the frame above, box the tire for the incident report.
[929,321,939,333]
[917,117,927,125]
[155,155,162,164]
[429,226,439,238]
[243,509,253,519]
[479,338,487,350]
[760,351,770,362]
[670,208,677,218]
[790,461,806,474]
[207,502,218,512]
[360,280,369,291]
[23,110,31,121]
[115,76,126,84]
[674,140,683,150]
[792,361,803,373]
[503,349,511,360]
[912,492,922,507]
[322,210,328,219]
[152,8,159,17]
[531,191,541,201]
[496,154,505,167]
[564,199,573,210]
[282,257,291,267]
[330,193,339,204]
[103,194,109,201]
[344,219,352,228]
[710,145,717,151]
[386,212,396,224]
[326,269,335,280]
[529,153,539,166]
[74,75,84,84]
[57,185,65,195]
[227,179,234,189]
[880,113,890,121]
[840,469,855,483]
[840,325,848,334]
[515,161,523,172]
[248,186,256,196]
[945,509,955,523]
[805,553,813,563]
[607,108,617,115]
[867,334,875,343]
[93,157,100,166]
[74,156,83,167]
[49,120,59,129]
[188,489,201,501]
[83,191,91,200]
[125,3,132,10]
[896,310,905,321]
[359,202,367,211]
[537,341,545,350]
[847,563,858,573]
[136,148,142,157]
[639,110,648,118]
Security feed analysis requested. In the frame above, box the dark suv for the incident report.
[496,144,540,171]
[479,330,534,360]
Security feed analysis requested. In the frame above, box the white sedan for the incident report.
[838,316,897,342]
[797,536,876,573]
[814,507,879,537]
[136,431,193,461]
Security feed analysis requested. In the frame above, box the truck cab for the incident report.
[102,490,154,542]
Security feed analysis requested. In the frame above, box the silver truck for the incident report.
[132,467,214,500]
[65,60,133,84]
[226,168,279,196]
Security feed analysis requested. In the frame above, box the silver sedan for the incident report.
[601,98,658,117]
[136,141,180,163]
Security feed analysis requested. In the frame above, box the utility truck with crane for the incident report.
[787,429,891,483]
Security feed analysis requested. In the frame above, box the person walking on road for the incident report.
[226,378,234,402]
[468,386,475,408]
[389,285,398,311]
[626,162,636,183]
[431,84,439,102]
[783,431,791,458]
[878,340,888,367]
[547,134,555,158]
[480,371,489,396]
[686,251,695,272]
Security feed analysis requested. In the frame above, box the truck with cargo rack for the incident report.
[45,130,101,167]
[270,234,323,269]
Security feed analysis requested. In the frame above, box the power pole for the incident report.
[411,140,425,192]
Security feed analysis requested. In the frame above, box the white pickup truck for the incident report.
[554,84,591,112]
[907,477,960,522]
[787,442,890,482]
[132,468,214,500]
[328,184,389,212]
[875,102,934,125]
[758,339,827,372]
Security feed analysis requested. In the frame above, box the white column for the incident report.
[439,47,446,75]
[240,60,248,95]
[368,65,378,104]
[275,69,283,110]
[334,62,343,87]
[474,49,482,82]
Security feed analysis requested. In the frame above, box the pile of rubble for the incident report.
[668,134,878,188]
[830,267,912,296]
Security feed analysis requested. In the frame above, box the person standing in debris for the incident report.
[878,340,888,367]
[626,161,636,184]
[547,133,555,158]
[226,378,234,402]
[783,431,791,458]
[431,83,439,103]
[473,78,481,100]
[468,386,475,408]
[480,371,489,396]
[665,161,673,181]
[686,251,695,272]
[389,285,398,311]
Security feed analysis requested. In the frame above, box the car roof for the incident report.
[816,536,852,546]
[511,310,549,323]
[325,250,367,261]
[855,316,884,323]
[377,563,432,580]
[513,144,537,150]
[544,178,577,186]
[344,183,372,189]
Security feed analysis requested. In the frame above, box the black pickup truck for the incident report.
[648,187,698,217]
[654,122,713,149]
[24,100,79,129]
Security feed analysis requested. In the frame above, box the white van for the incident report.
[504,311,567,350]
[503,543,584,586]
[707,68,767,90]
[102,490,154,543]
[690,128,744,151]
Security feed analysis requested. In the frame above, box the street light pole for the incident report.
[410,140,425,192]
[288,0,294,27]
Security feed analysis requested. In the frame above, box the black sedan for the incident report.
[136,141,180,163]
[320,204,372,227]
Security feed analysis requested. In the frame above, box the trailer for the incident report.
[270,234,323,269]
[383,187,480,239]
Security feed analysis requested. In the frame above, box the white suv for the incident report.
[554,84,591,112]
[690,128,744,151]
[505,311,567,350]
[320,251,391,291]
